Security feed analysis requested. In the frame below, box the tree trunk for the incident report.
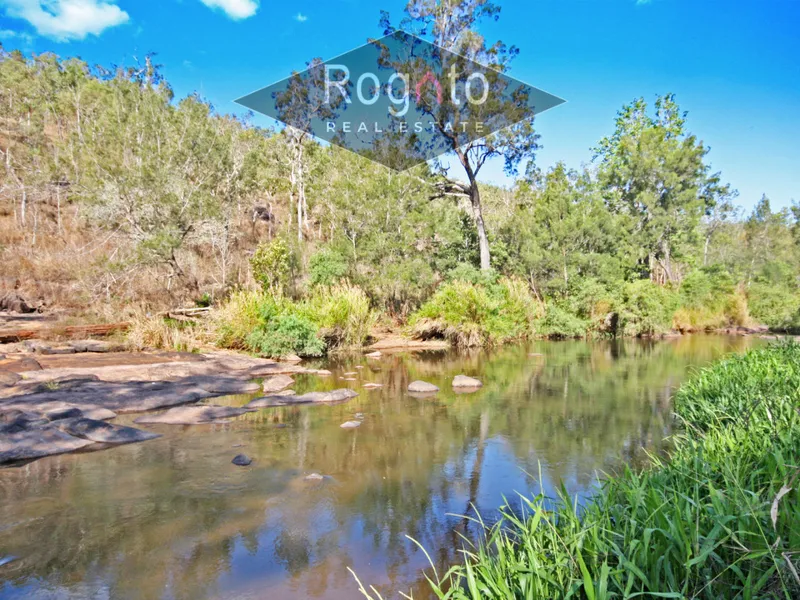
[469,184,491,271]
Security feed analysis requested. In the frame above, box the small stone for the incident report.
[262,374,295,393]
[355,366,364,369]
[408,380,439,393]
[340,420,361,429]
[342,377,357,381]
[365,351,382,358]
[363,382,383,389]
[282,354,302,363]
[304,473,324,481]
[343,372,358,376]
[232,454,252,466]
[452,375,483,388]
[313,369,332,376]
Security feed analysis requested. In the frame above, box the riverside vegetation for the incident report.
[352,342,800,599]
[2,1,800,358]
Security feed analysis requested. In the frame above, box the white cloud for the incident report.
[294,12,307,22]
[0,0,129,41]
[199,0,258,20]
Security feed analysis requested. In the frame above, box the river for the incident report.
[0,335,761,599]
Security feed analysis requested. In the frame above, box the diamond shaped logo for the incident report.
[236,30,565,171]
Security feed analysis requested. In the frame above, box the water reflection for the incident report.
[0,336,760,599]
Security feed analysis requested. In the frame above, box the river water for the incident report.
[0,335,761,599]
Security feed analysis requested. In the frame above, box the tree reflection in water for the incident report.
[0,336,759,600]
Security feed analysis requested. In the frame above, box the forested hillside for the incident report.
[1,47,799,347]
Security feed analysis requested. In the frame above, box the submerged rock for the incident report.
[55,418,161,445]
[134,405,252,425]
[262,374,295,393]
[232,454,252,466]
[246,388,358,408]
[0,425,94,465]
[408,381,439,393]
[300,389,359,403]
[182,375,261,394]
[246,395,313,408]
[452,375,483,388]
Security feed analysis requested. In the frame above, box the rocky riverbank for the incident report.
[0,349,341,467]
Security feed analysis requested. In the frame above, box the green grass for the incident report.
[352,342,800,599]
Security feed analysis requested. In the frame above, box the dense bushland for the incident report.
[353,342,800,599]
[1,48,799,345]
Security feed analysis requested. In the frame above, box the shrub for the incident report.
[250,239,291,295]
[748,283,800,331]
[536,303,588,339]
[618,279,679,337]
[409,278,541,347]
[212,289,265,349]
[245,313,325,358]
[300,283,376,348]
[308,248,348,287]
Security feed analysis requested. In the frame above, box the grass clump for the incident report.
[355,342,800,599]
[211,283,375,358]
[408,277,542,347]
[299,283,376,348]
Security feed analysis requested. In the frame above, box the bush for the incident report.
[212,289,265,349]
[409,278,541,347]
[535,303,588,339]
[245,312,325,358]
[748,283,800,331]
[618,279,679,337]
[673,269,750,331]
[300,283,376,348]
[250,239,291,295]
[308,248,348,287]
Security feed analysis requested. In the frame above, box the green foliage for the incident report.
[308,248,348,287]
[245,312,324,358]
[619,279,679,337]
[409,278,542,347]
[535,303,588,339]
[250,239,291,295]
[748,283,800,332]
[299,283,376,348]
[376,343,800,600]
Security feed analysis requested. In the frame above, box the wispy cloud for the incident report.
[0,0,129,41]
[294,12,307,23]
[199,0,258,20]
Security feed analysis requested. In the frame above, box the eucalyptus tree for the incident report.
[379,0,541,271]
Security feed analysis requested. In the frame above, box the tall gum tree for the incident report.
[380,0,540,271]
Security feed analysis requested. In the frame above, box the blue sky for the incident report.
[1,0,798,211]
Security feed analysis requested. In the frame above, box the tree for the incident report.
[380,0,540,271]
[594,94,726,283]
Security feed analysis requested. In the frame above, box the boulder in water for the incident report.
[55,418,161,445]
[262,374,295,393]
[232,454,252,466]
[408,381,439,393]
